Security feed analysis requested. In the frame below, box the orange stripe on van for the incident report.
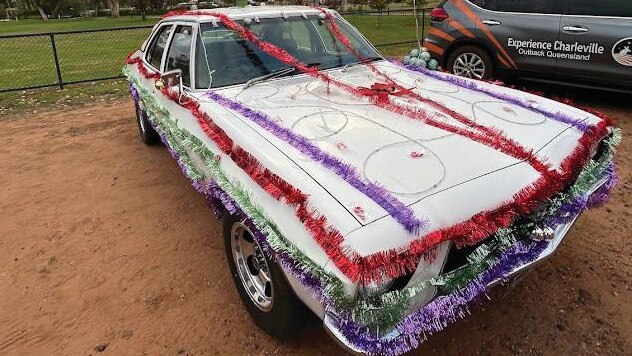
[447,20,476,39]
[452,0,518,69]
[497,54,512,68]
[424,41,445,56]
[428,27,456,42]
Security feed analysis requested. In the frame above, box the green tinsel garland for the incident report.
[124,67,619,332]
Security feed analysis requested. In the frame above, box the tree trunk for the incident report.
[107,0,120,17]
[37,6,48,20]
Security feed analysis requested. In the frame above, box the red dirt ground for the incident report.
[0,88,630,355]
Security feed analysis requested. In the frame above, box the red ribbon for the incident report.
[358,83,413,104]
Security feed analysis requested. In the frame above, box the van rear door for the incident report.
[557,0,632,88]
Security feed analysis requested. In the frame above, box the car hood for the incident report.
[202,61,600,256]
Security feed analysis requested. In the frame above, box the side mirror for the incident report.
[155,69,183,91]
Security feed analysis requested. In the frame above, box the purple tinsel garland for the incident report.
[199,171,612,356]
[547,161,618,226]
[587,160,618,208]
[198,174,551,356]
[205,91,426,233]
[189,163,612,356]
[396,62,592,132]
[129,82,140,102]
[136,90,543,353]
[132,82,615,356]
[327,240,548,355]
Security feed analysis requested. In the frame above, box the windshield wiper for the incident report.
[360,56,384,63]
[243,67,296,89]
[341,56,384,72]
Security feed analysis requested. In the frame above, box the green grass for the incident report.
[0,13,428,114]
[0,17,158,36]
[0,80,130,118]
[0,26,153,91]
[344,14,429,56]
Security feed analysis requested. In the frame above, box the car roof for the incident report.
[161,5,326,23]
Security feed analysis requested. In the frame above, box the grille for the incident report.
[442,240,487,274]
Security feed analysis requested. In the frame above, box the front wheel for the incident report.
[222,213,307,339]
[447,45,495,80]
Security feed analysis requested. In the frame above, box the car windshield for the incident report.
[194,14,382,89]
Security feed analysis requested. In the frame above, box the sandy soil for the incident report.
[0,89,630,355]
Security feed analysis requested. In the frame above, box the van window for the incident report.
[146,25,173,70]
[165,25,193,87]
[567,0,632,17]
[475,0,560,14]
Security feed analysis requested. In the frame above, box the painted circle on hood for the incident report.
[234,84,280,107]
[338,72,376,87]
[375,65,403,76]
[473,101,547,125]
[291,109,350,140]
[363,141,445,195]
[412,77,459,93]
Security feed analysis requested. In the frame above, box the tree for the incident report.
[368,0,388,11]
[105,0,119,17]
[131,0,147,20]
[368,0,388,27]
[32,0,67,19]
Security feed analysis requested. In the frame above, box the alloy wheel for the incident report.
[453,52,486,79]
[231,222,274,311]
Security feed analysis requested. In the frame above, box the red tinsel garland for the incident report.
[318,9,555,177]
[314,10,610,279]
[128,11,611,283]
[126,54,362,281]
[179,10,554,180]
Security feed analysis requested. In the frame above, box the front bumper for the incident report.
[323,174,610,355]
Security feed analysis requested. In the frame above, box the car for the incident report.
[424,0,632,92]
[124,5,618,355]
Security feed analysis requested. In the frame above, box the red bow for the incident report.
[358,82,412,104]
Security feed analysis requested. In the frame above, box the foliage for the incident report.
[367,0,389,11]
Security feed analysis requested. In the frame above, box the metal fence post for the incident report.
[421,8,426,40]
[49,34,64,90]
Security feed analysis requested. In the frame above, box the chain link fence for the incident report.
[0,9,430,93]
[0,26,154,93]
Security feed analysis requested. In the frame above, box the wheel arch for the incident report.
[442,39,498,70]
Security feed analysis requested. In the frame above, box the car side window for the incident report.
[567,0,632,17]
[146,25,174,70]
[165,25,193,87]
[476,0,560,14]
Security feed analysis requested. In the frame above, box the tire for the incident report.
[222,213,307,339]
[447,45,495,80]
[134,102,160,145]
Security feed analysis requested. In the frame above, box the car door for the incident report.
[472,0,562,75]
[557,0,632,87]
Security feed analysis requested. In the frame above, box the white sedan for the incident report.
[124,5,618,355]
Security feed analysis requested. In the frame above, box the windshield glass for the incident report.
[195,14,381,89]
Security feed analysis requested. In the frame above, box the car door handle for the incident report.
[563,25,589,33]
[482,20,501,26]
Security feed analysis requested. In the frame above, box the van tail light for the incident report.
[430,7,450,22]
